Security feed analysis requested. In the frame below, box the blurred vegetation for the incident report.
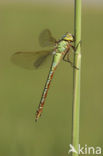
[0,3,103,156]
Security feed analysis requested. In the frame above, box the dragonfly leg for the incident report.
[63,50,79,70]
[70,40,82,51]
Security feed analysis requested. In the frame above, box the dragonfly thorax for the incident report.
[57,40,69,53]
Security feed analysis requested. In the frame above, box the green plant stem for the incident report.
[72,0,81,156]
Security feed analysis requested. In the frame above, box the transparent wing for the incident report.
[11,50,53,70]
[39,29,56,47]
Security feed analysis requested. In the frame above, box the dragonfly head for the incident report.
[62,33,74,42]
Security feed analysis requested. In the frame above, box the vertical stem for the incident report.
[72,0,81,156]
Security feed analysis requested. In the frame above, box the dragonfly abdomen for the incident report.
[35,61,57,121]
[35,54,62,121]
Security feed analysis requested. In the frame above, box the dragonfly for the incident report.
[11,29,77,122]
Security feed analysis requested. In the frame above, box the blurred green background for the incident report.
[0,1,103,156]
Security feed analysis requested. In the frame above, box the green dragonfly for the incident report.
[11,29,76,121]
